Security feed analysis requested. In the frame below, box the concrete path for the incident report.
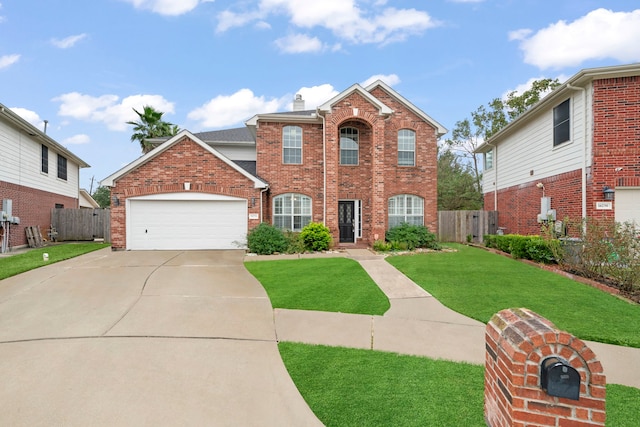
[0,249,322,426]
[268,249,640,389]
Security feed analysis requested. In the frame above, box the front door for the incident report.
[338,201,355,243]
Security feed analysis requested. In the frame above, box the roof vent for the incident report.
[293,94,305,111]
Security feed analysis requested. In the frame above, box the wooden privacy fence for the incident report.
[50,208,111,242]
[438,210,498,243]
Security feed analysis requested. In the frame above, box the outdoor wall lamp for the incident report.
[603,186,615,201]
[112,195,120,207]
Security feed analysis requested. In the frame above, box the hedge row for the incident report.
[484,234,559,264]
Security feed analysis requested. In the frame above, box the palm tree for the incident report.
[127,105,179,154]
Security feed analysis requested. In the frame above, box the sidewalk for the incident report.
[262,249,640,389]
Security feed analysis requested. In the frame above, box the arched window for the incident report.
[340,127,359,165]
[273,193,312,231]
[388,195,424,228]
[283,125,302,164]
[398,129,415,166]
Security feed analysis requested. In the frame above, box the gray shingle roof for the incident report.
[195,127,254,143]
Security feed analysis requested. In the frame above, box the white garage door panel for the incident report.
[615,188,640,226]
[129,199,246,250]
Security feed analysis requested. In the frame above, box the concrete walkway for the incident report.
[266,249,640,389]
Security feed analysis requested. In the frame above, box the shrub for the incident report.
[373,240,392,252]
[386,223,441,250]
[283,230,305,254]
[246,223,288,255]
[484,234,558,264]
[300,222,332,252]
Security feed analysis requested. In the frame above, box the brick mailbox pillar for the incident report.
[485,308,606,427]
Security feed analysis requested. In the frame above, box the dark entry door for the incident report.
[338,201,355,243]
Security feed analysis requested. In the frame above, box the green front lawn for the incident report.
[0,243,110,280]
[280,343,640,427]
[387,244,640,347]
[244,258,390,315]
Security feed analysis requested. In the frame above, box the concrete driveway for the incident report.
[0,249,321,426]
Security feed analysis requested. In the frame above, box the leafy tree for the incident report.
[127,105,179,154]
[92,186,111,208]
[445,78,561,189]
[437,148,483,210]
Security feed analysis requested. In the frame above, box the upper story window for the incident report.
[57,154,67,181]
[484,148,494,170]
[273,193,312,231]
[398,129,416,166]
[388,194,424,229]
[340,127,359,165]
[283,125,302,164]
[41,145,49,174]
[553,99,570,146]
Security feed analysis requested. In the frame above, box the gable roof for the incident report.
[0,102,90,168]
[318,82,394,115]
[79,189,100,208]
[476,63,640,152]
[100,130,267,188]
[365,80,448,137]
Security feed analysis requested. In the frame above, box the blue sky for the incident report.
[1,0,639,192]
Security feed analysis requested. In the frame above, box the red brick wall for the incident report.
[0,180,77,248]
[592,76,640,218]
[485,308,606,427]
[110,137,263,250]
[255,90,438,246]
[485,170,583,236]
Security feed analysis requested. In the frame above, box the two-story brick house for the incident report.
[102,80,446,250]
[475,64,640,236]
[0,102,90,251]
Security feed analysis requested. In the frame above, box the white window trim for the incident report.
[398,129,416,167]
[340,127,359,166]
[273,193,312,231]
[282,125,303,164]
[388,194,424,228]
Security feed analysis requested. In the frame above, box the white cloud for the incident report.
[217,0,440,50]
[0,53,20,69]
[10,107,43,128]
[293,84,339,109]
[361,74,400,87]
[64,134,91,145]
[187,89,282,129]
[54,92,175,131]
[512,8,640,69]
[274,33,324,53]
[51,33,87,49]
[121,0,202,16]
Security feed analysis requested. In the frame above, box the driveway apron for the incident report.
[0,249,321,426]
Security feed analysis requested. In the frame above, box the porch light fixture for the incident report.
[603,186,615,201]
[112,195,120,207]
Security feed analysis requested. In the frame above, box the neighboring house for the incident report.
[102,80,446,250]
[79,188,100,209]
[475,64,640,236]
[0,102,90,249]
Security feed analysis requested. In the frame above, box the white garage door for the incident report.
[615,188,640,227]
[127,193,247,250]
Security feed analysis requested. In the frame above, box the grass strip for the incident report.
[280,343,640,427]
[245,258,390,315]
[0,243,110,280]
[387,244,640,347]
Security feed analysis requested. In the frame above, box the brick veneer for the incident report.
[110,136,264,250]
[485,308,606,427]
[256,88,439,245]
[1,180,77,248]
[592,75,640,219]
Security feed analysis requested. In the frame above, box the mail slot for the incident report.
[540,357,581,400]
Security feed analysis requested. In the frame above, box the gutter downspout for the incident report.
[320,112,327,225]
[567,84,588,220]
[486,142,498,211]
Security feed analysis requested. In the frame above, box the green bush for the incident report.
[373,240,392,252]
[386,223,441,250]
[246,223,288,255]
[284,230,305,254]
[484,234,558,264]
[300,222,332,252]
